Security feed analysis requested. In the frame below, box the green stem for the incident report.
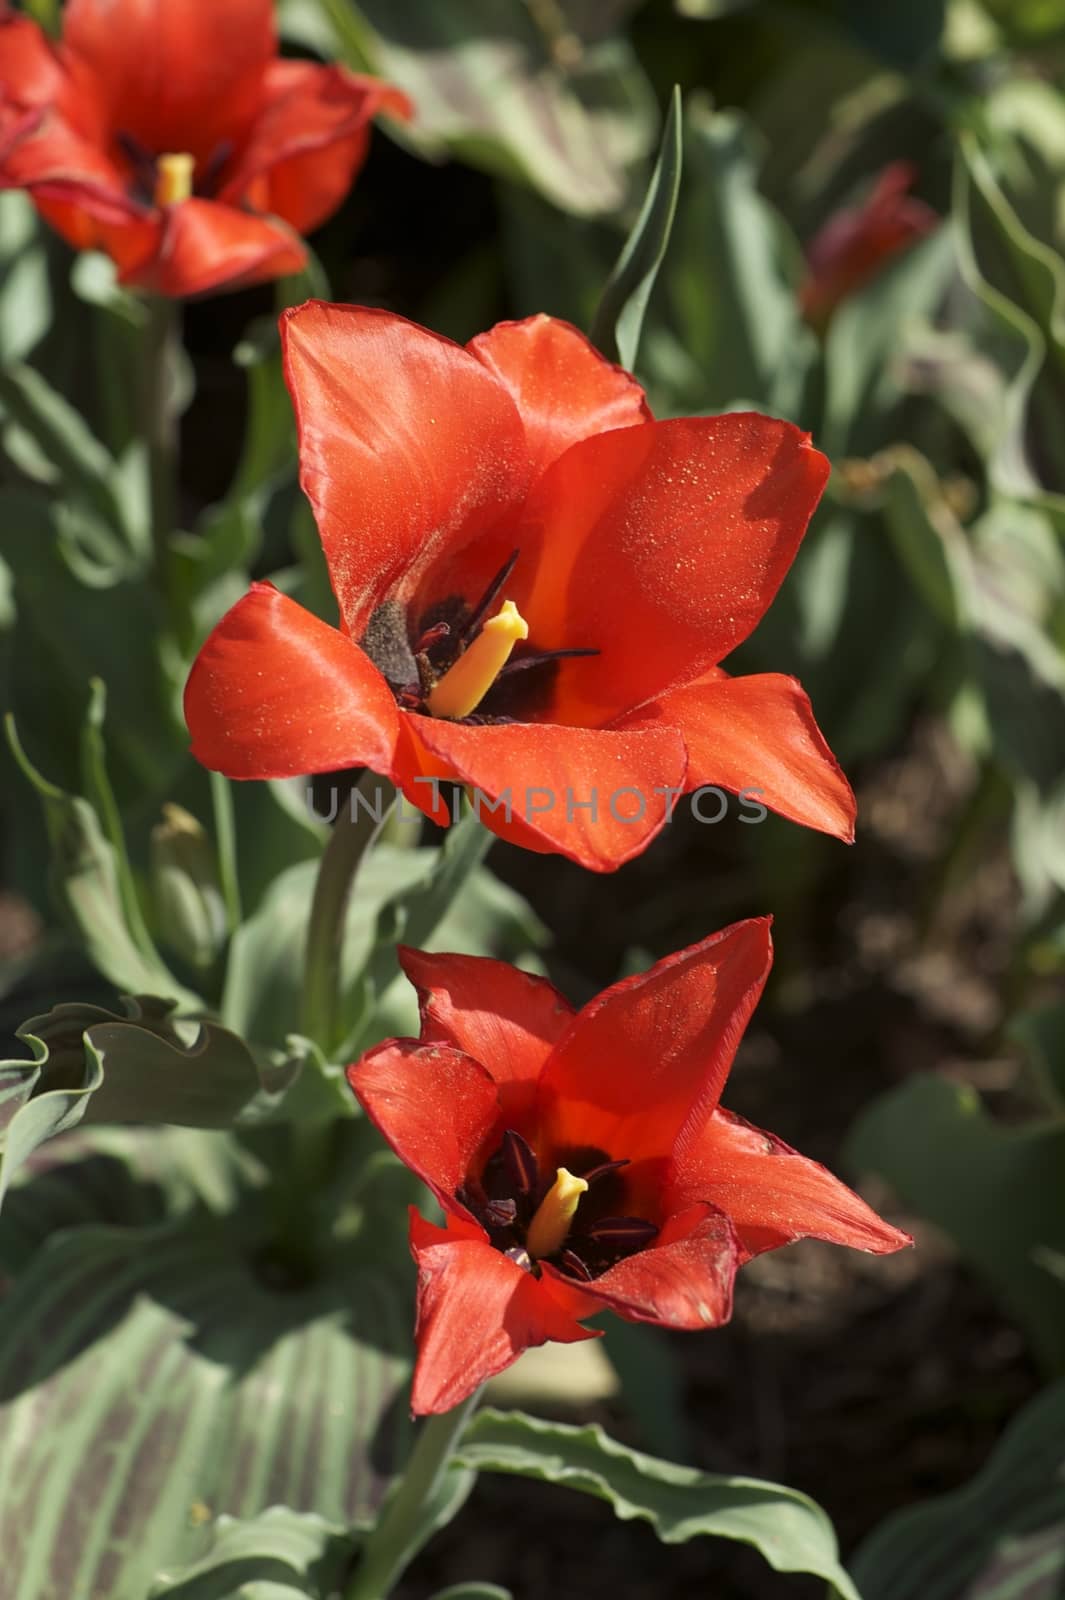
[209,769,242,934]
[301,768,396,1054]
[345,1391,480,1600]
[144,294,181,590]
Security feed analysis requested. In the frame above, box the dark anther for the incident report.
[497,647,600,677]
[458,549,520,646]
[455,1180,486,1217]
[116,129,157,202]
[580,1158,630,1186]
[484,1197,518,1228]
[415,620,451,653]
[558,1248,593,1281]
[116,130,153,170]
[584,1217,659,1249]
[396,686,422,709]
[197,139,233,198]
[504,1245,533,1272]
[501,1128,539,1200]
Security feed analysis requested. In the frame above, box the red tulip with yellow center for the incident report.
[0,0,410,296]
[185,303,855,870]
[348,922,910,1415]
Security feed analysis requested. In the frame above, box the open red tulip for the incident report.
[348,922,910,1415]
[0,0,410,297]
[800,162,937,327]
[185,304,855,870]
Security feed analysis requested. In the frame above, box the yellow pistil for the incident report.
[154,152,195,207]
[526,1167,588,1260]
[427,598,529,720]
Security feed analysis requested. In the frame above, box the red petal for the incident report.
[61,0,274,166]
[669,1107,912,1261]
[409,1209,597,1415]
[0,102,142,227]
[32,193,158,274]
[543,1204,738,1330]
[183,581,399,778]
[467,315,651,483]
[398,948,574,1125]
[801,163,937,322]
[124,197,304,296]
[400,714,688,872]
[224,61,411,236]
[281,302,531,637]
[621,669,855,842]
[347,1042,501,1213]
[509,416,829,724]
[0,12,63,106]
[538,920,773,1171]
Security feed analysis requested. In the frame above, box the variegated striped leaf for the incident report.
[0,1210,412,1599]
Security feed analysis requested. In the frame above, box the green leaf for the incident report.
[223,812,535,1062]
[590,85,683,371]
[981,0,1065,42]
[0,1201,412,1599]
[457,1409,861,1599]
[847,1074,1065,1372]
[954,131,1065,526]
[852,1378,1065,1600]
[838,0,945,69]
[149,1509,353,1599]
[654,100,813,417]
[220,850,425,1053]
[0,194,50,365]
[5,714,199,1008]
[599,1319,692,1461]
[878,451,965,629]
[0,1123,247,1277]
[301,0,656,216]
[431,1587,514,1600]
[2,489,183,800]
[1011,996,1065,1113]
[0,363,133,542]
[822,226,956,457]
[0,998,280,1217]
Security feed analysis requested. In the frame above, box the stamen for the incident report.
[581,1157,630,1186]
[414,621,451,653]
[584,1217,659,1250]
[116,130,155,178]
[484,1197,518,1229]
[497,647,599,677]
[558,1248,594,1281]
[526,1167,588,1260]
[155,152,195,207]
[501,1129,539,1201]
[427,599,528,720]
[197,139,233,198]
[459,549,520,646]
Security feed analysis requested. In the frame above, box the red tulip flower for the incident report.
[348,921,910,1415]
[0,0,410,297]
[799,162,937,327]
[185,304,855,870]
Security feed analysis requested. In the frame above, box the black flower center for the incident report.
[116,131,235,206]
[360,550,598,725]
[457,1128,658,1281]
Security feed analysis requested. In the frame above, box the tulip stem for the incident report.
[143,294,182,622]
[344,1390,481,1600]
[301,768,396,1055]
